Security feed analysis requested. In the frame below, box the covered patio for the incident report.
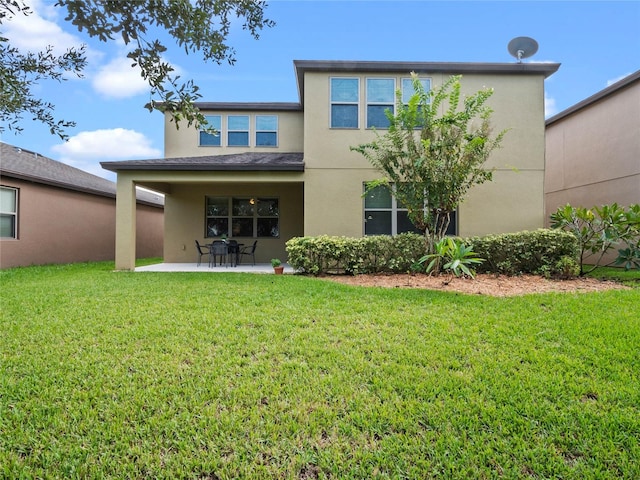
[101,153,305,271]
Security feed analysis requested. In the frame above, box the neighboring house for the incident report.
[545,69,640,219]
[0,142,164,268]
[102,60,560,270]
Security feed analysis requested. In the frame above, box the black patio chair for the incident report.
[226,239,239,267]
[238,240,257,266]
[195,240,210,267]
[209,240,228,267]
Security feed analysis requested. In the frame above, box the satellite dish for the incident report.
[508,36,539,63]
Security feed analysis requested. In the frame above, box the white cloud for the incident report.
[92,57,149,99]
[607,73,632,87]
[52,128,161,178]
[3,0,86,56]
[545,93,558,118]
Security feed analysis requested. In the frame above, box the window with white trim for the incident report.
[0,186,18,239]
[256,115,278,146]
[227,115,249,146]
[330,77,359,128]
[366,78,395,128]
[401,77,431,128]
[363,183,456,236]
[206,197,279,238]
[199,115,222,146]
[401,77,431,103]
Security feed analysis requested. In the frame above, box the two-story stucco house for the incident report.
[102,60,560,270]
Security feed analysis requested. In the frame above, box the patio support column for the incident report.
[115,175,137,270]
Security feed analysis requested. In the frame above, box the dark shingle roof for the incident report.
[0,142,163,207]
[101,152,304,172]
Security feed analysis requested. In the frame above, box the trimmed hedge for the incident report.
[467,229,579,276]
[285,234,425,275]
[286,229,580,277]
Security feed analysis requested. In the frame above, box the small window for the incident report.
[206,197,230,237]
[256,198,279,237]
[256,115,278,147]
[402,78,431,128]
[0,186,18,239]
[401,77,431,104]
[228,115,249,146]
[330,78,359,128]
[199,115,222,146]
[366,78,395,128]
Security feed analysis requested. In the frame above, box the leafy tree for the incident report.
[351,74,506,252]
[550,203,640,275]
[0,0,274,139]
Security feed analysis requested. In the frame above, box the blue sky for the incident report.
[2,0,639,181]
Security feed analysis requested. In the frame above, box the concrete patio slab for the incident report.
[135,263,294,273]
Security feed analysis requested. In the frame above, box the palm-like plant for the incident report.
[418,237,484,278]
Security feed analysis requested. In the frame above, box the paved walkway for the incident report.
[135,262,294,273]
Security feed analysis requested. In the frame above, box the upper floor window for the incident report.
[330,78,359,128]
[199,115,222,146]
[228,115,249,146]
[256,115,278,146]
[401,77,431,128]
[401,77,431,104]
[366,78,395,128]
[0,186,18,239]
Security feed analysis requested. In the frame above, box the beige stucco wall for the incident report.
[301,71,547,238]
[164,110,304,158]
[545,79,640,220]
[0,177,163,269]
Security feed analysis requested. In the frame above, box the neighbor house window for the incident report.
[366,78,395,128]
[255,115,278,146]
[228,115,249,146]
[206,197,279,238]
[199,115,222,146]
[330,77,359,128]
[363,183,457,236]
[0,186,18,239]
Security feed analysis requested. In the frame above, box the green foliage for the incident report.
[417,237,484,278]
[351,73,507,251]
[287,230,577,277]
[0,1,87,138]
[468,229,580,277]
[550,203,640,275]
[270,258,281,267]
[0,0,274,139]
[286,234,425,275]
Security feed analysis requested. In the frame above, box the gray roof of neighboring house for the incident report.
[0,142,164,207]
[546,69,640,126]
[101,152,305,172]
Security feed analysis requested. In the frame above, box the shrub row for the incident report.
[467,229,579,277]
[285,234,425,275]
[286,229,580,277]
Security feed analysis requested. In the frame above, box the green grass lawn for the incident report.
[1,263,639,479]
